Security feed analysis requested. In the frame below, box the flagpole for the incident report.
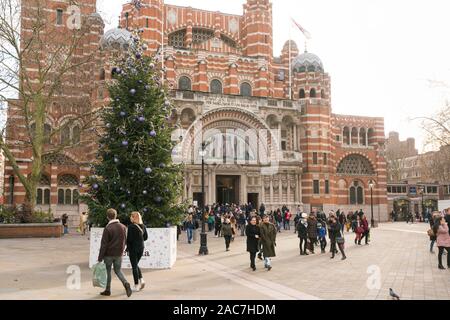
[288,20,292,100]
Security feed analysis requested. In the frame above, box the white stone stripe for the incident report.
[178,253,321,300]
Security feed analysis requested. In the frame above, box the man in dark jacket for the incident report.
[98,208,132,297]
[307,214,318,254]
[297,213,308,255]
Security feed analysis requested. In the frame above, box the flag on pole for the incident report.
[291,18,312,40]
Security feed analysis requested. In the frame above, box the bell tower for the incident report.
[242,0,273,62]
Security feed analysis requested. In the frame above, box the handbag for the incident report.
[336,235,345,244]
[92,262,107,288]
[427,229,435,237]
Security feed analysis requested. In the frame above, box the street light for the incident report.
[368,180,375,228]
[198,142,209,256]
[418,186,424,220]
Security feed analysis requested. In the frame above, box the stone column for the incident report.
[261,179,266,204]
[278,176,282,205]
[270,178,274,207]
[357,128,361,146]
[293,125,298,152]
[365,130,369,146]
[241,174,247,205]
[287,175,291,206]
[277,122,282,150]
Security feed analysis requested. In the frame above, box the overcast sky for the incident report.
[97,0,450,152]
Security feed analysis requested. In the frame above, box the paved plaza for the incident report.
[0,222,449,300]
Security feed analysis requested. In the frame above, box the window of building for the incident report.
[36,175,51,205]
[125,12,129,29]
[310,88,316,98]
[281,130,287,151]
[72,125,80,144]
[100,68,105,80]
[146,18,149,28]
[337,155,375,175]
[178,76,192,91]
[57,175,79,205]
[336,135,341,142]
[323,153,328,165]
[61,126,70,145]
[387,186,392,193]
[325,180,330,194]
[313,152,318,164]
[169,29,186,48]
[350,182,364,204]
[313,180,320,194]
[299,89,306,99]
[8,176,14,205]
[210,79,223,94]
[56,9,63,25]
[192,28,214,44]
[321,89,326,99]
[240,82,252,97]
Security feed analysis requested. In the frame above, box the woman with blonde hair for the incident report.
[126,211,148,292]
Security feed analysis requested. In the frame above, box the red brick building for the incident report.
[4,0,388,225]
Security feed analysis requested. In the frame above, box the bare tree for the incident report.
[0,0,101,214]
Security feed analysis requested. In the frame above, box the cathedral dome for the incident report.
[100,28,133,51]
[292,51,324,73]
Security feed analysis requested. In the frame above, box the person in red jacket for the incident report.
[359,214,370,245]
[98,208,132,297]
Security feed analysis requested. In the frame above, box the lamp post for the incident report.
[199,142,209,255]
[369,180,375,228]
[418,186,424,221]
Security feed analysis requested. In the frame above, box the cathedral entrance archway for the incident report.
[216,175,240,205]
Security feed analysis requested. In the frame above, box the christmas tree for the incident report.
[83,31,185,227]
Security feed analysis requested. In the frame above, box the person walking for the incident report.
[185,215,195,244]
[338,212,346,234]
[275,210,283,233]
[329,215,346,260]
[307,213,318,254]
[79,212,88,236]
[222,218,233,251]
[214,213,222,237]
[318,222,327,254]
[62,213,69,235]
[126,212,148,292]
[246,216,260,271]
[354,215,363,245]
[97,208,132,297]
[297,213,308,255]
[434,217,450,269]
[284,210,291,231]
[259,215,277,271]
[359,214,370,245]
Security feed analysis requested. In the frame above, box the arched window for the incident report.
[321,89,326,99]
[349,182,364,205]
[337,155,375,176]
[178,76,192,91]
[168,29,186,48]
[349,186,356,204]
[31,123,52,143]
[99,68,105,80]
[37,175,51,205]
[357,186,364,204]
[58,189,65,205]
[307,65,316,72]
[58,175,79,205]
[61,126,70,145]
[210,79,223,94]
[310,88,317,98]
[72,125,81,144]
[299,89,306,99]
[240,82,252,97]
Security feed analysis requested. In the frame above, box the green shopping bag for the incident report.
[92,262,107,288]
